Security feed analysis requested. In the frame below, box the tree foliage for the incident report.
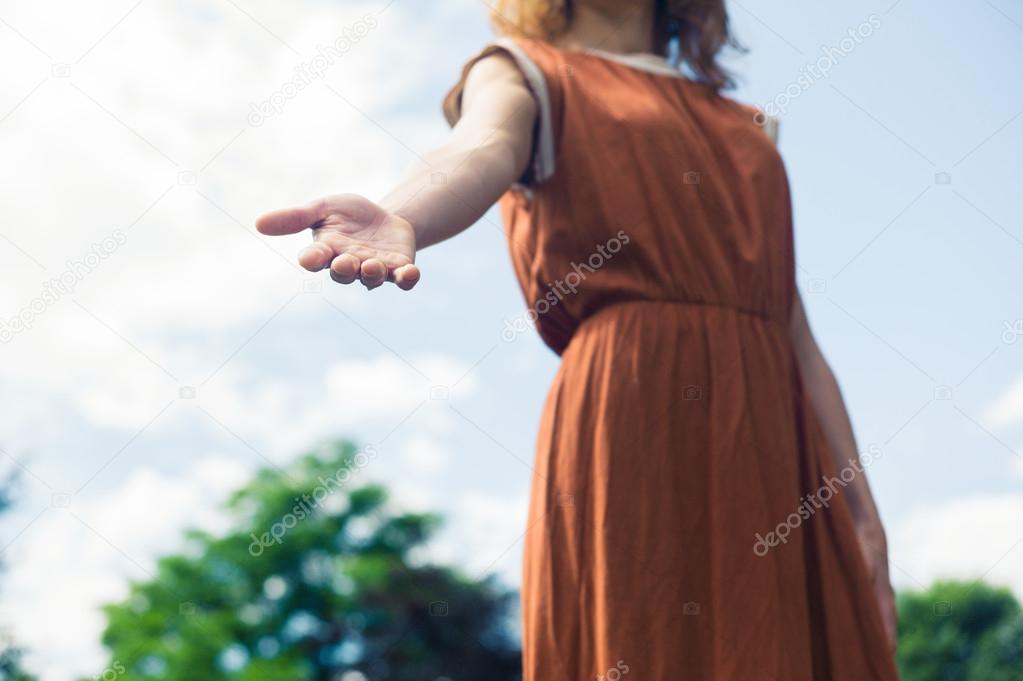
[897,579,1023,681]
[0,476,36,681]
[0,644,35,681]
[95,441,520,681]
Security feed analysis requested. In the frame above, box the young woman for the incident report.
[257,1,899,678]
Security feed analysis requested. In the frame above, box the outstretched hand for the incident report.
[256,194,421,290]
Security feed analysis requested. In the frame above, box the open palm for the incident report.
[256,193,420,290]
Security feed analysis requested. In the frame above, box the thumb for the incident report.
[256,199,327,235]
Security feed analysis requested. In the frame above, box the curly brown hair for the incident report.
[489,0,741,90]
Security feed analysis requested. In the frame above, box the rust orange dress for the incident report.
[445,37,899,681]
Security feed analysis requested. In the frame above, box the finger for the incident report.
[392,263,421,291]
[256,199,326,235]
[360,258,387,289]
[329,253,361,284]
[298,242,335,271]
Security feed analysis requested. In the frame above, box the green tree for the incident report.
[0,642,35,681]
[95,441,520,681]
[0,475,36,681]
[897,579,1023,681]
[969,613,1023,681]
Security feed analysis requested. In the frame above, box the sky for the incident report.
[0,0,1021,678]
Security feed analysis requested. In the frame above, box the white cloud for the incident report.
[400,437,453,475]
[981,373,1023,430]
[455,491,530,584]
[0,457,251,681]
[0,0,482,445]
[194,353,478,454]
[402,488,529,588]
[0,0,492,677]
[891,494,1023,600]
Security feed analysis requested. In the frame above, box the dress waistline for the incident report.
[583,298,788,326]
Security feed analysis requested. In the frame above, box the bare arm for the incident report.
[789,294,881,525]
[381,55,537,249]
[256,53,537,289]
[788,292,896,648]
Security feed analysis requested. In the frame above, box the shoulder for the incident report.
[462,37,566,90]
[462,46,531,93]
[443,41,540,127]
[441,38,561,184]
[742,102,780,144]
[445,37,565,127]
[722,98,781,144]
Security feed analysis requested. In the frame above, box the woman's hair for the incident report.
[489,0,741,90]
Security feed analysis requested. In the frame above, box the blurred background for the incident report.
[0,0,1021,679]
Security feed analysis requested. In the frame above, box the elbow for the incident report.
[485,130,532,186]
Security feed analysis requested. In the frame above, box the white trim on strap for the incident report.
[494,38,556,184]
[582,48,685,79]
[758,113,780,144]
